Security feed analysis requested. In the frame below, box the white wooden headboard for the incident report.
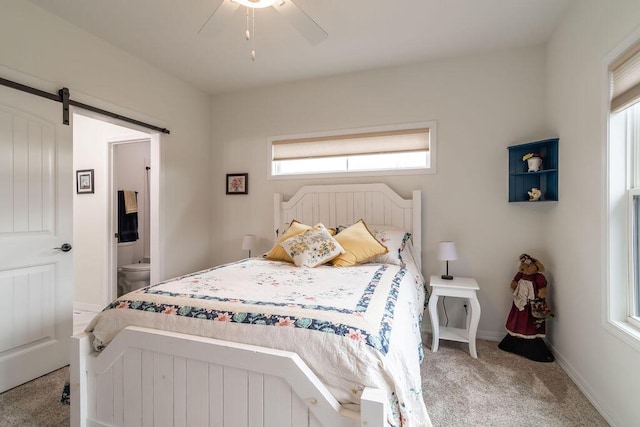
[274,183,422,269]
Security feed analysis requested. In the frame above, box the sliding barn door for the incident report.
[0,84,73,392]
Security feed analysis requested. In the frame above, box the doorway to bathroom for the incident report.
[111,139,151,298]
[72,113,162,325]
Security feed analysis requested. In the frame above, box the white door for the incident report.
[0,84,73,392]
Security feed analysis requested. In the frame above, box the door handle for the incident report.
[54,243,73,252]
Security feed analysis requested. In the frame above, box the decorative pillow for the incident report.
[366,225,412,266]
[331,220,388,267]
[279,223,344,268]
[265,220,337,263]
[264,220,312,263]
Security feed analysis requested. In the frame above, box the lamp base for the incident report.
[441,274,454,280]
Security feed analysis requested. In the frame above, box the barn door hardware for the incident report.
[0,76,170,134]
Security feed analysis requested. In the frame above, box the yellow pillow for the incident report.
[331,220,388,267]
[264,220,312,263]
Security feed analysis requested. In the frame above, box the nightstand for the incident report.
[428,275,481,358]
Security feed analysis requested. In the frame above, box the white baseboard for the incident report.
[477,330,503,342]
[548,342,619,427]
[73,301,103,313]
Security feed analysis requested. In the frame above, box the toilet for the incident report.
[118,257,151,295]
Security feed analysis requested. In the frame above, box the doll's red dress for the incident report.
[505,271,547,338]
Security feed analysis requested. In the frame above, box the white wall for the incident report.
[73,114,147,306]
[546,1,640,425]
[210,45,553,338]
[1,1,212,285]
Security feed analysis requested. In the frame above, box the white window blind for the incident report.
[272,128,429,161]
[611,40,640,112]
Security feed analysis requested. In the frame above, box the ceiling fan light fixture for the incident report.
[200,0,326,60]
[234,0,279,9]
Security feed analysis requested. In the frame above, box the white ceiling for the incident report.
[28,0,573,96]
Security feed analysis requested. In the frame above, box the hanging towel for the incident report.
[118,190,139,243]
[124,190,138,214]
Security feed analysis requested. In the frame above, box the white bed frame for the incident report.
[274,183,421,270]
[71,183,421,427]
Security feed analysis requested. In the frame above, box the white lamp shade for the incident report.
[437,241,458,261]
[242,234,257,251]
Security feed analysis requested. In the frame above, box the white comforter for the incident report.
[87,257,431,427]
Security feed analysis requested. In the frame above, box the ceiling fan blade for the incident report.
[273,0,328,45]
[198,0,240,37]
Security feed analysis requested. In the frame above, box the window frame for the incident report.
[629,189,640,321]
[266,121,437,180]
[605,33,640,351]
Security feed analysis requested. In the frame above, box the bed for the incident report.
[71,183,429,427]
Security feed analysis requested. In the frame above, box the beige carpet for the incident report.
[0,366,69,426]
[422,339,608,427]
[0,340,607,426]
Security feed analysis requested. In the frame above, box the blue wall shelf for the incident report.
[508,138,558,202]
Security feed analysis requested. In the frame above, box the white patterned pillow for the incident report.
[366,225,412,266]
[280,223,345,268]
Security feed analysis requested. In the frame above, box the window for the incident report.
[607,38,640,342]
[624,104,640,327]
[268,122,436,179]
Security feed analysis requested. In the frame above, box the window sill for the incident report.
[605,318,640,353]
[268,167,435,181]
[628,316,640,329]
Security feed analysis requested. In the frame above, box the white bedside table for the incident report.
[428,275,481,358]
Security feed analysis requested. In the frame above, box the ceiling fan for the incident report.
[199,0,328,47]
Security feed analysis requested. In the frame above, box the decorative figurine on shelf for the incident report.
[528,187,542,201]
[498,253,555,362]
[522,152,543,172]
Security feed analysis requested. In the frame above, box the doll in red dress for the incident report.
[498,254,554,362]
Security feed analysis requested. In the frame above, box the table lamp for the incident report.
[242,234,257,258]
[438,241,458,280]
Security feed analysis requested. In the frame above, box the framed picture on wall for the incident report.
[76,169,94,194]
[226,173,248,195]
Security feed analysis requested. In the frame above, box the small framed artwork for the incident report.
[226,173,248,195]
[76,169,94,194]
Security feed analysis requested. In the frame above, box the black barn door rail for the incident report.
[0,77,170,134]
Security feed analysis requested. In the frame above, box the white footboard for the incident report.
[71,326,386,427]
